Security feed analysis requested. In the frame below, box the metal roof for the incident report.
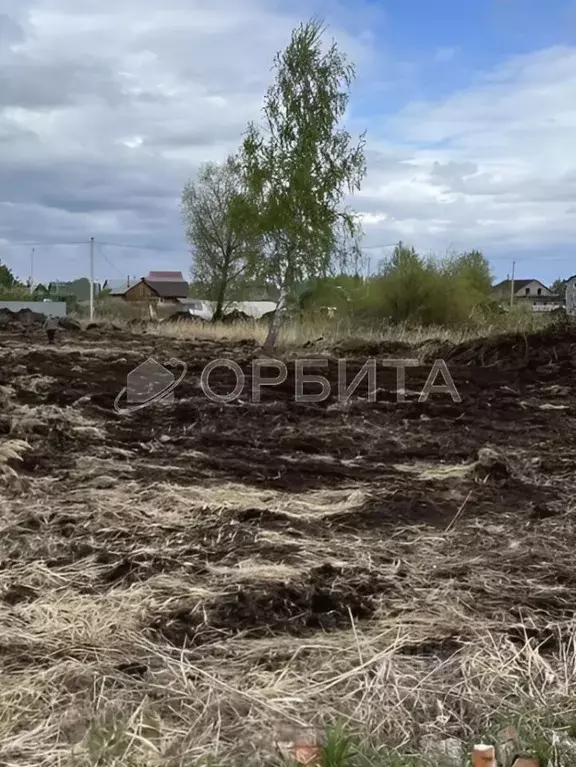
[146,271,185,281]
[142,279,188,298]
[493,279,549,291]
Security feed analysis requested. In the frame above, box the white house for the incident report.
[492,278,563,312]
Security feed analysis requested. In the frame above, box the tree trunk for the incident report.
[212,246,235,322]
[262,285,287,352]
[212,278,227,322]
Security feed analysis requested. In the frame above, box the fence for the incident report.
[0,301,67,317]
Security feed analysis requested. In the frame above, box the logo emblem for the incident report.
[114,357,187,414]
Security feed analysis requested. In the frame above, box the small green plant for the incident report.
[321,725,356,767]
[71,714,147,767]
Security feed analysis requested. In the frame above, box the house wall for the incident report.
[123,281,180,304]
[0,301,67,317]
[515,281,551,297]
[123,281,157,302]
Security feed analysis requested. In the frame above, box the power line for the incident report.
[2,238,574,261]
[94,240,187,253]
[0,241,91,248]
[1,240,186,254]
[95,244,128,278]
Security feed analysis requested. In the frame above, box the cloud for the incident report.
[360,45,576,268]
[434,46,459,62]
[0,0,306,279]
[0,0,575,283]
[0,58,123,110]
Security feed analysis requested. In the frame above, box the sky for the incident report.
[1,0,576,286]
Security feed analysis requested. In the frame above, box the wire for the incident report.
[0,241,90,248]
[2,238,572,263]
[95,244,128,278]
[95,240,187,253]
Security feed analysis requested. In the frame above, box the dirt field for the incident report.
[2,319,576,765]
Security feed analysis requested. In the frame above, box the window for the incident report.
[537,288,542,295]
[525,288,530,295]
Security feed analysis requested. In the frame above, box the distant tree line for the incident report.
[549,278,567,299]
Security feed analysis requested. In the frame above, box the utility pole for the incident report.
[510,260,515,310]
[29,248,35,294]
[89,237,95,321]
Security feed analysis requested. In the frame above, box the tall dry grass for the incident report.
[87,308,557,349]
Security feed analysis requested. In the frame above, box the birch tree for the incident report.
[236,17,366,348]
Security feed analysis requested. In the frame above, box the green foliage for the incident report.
[182,156,261,320]
[292,242,496,328]
[443,248,493,296]
[0,264,19,289]
[236,17,366,292]
[375,242,434,323]
[0,286,35,301]
[321,724,356,767]
[294,273,366,316]
[365,242,495,326]
[550,278,566,298]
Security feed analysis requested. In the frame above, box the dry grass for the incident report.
[1,322,574,766]
[0,439,31,478]
[82,308,557,349]
[1,475,576,765]
[148,319,478,347]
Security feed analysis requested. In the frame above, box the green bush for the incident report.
[295,243,497,328]
[366,243,495,326]
[0,286,38,301]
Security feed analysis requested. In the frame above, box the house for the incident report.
[492,278,551,300]
[34,278,101,302]
[492,279,564,312]
[120,270,189,306]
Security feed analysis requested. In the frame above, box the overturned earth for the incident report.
[1,320,576,764]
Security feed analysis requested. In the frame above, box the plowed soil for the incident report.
[2,320,576,764]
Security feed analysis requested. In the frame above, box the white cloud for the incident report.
[361,45,576,267]
[434,46,459,62]
[0,0,575,282]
